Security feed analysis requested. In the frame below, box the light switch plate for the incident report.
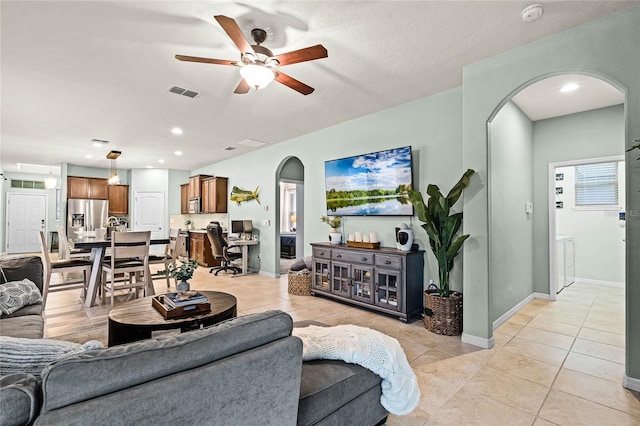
[262,219,270,226]
[525,202,533,214]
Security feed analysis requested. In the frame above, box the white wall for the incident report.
[555,162,625,283]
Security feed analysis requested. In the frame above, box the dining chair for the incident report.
[206,222,242,275]
[57,226,91,260]
[148,228,180,289]
[101,231,150,307]
[38,230,93,309]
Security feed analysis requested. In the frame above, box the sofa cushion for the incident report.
[0,279,42,316]
[40,310,295,413]
[0,336,103,378]
[1,303,43,319]
[298,359,382,426]
[0,255,44,295]
[0,373,40,426]
[0,315,44,339]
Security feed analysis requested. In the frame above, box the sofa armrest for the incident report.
[0,373,40,426]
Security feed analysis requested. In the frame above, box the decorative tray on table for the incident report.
[346,241,381,249]
[152,294,211,319]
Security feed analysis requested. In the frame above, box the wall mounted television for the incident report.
[324,146,414,216]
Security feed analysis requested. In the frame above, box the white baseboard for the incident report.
[492,292,550,330]
[623,374,640,392]
[575,278,624,288]
[462,333,495,349]
[258,270,276,278]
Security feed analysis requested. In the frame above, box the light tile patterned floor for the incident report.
[42,266,639,425]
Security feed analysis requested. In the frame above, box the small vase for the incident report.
[177,281,190,292]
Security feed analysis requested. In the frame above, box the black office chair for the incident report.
[206,222,242,275]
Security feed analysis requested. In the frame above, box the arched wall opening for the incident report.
[486,71,625,329]
[275,156,305,277]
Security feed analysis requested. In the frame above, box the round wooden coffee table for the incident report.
[108,290,237,346]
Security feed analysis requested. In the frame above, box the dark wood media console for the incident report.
[310,242,425,322]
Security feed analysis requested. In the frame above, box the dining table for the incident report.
[72,236,170,308]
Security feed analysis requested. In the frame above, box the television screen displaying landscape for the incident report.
[324,146,414,216]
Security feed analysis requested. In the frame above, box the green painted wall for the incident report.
[462,7,639,379]
[489,101,534,323]
[533,105,625,288]
[194,87,464,283]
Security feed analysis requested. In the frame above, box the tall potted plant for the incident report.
[408,169,475,335]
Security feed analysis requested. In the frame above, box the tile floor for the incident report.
[42,265,639,425]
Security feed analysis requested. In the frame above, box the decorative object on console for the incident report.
[395,223,413,252]
[175,15,327,95]
[230,186,261,205]
[320,215,342,244]
[408,169,475,336]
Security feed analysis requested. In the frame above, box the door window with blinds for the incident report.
[575,162,619,207]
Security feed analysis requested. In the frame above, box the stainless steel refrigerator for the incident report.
[67,199,109,238]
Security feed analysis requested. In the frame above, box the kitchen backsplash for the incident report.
[169,213,229,232]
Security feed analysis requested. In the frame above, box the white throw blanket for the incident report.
[292,324,420,415]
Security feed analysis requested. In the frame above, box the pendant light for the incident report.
[44,167,57,189]
[107,150,121,185]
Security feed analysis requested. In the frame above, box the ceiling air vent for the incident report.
[224,146,236,151]
[168,86,201,99]
[238,139,267,148]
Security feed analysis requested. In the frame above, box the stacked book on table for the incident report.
[164,291,208,308]
[152,290,211,319]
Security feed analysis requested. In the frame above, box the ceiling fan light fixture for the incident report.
[240,64,274,89]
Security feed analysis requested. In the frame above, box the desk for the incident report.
[226,239,259,277]
[72,237,170,307]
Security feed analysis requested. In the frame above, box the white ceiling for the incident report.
[512,74,624,121]
[1,1,637,174]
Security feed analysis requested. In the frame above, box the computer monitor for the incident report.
[231,220,244,235]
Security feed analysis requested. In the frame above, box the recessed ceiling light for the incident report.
[560,82,580,93]
[158,159,165,164]
[171,127,183,135]
[85,154,93,159]
[174,151,183,156]
[522,4,543,23]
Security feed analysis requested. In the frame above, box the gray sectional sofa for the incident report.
[0,256,388,426]
[0,255,45,339]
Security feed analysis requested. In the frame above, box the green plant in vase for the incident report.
[162,259,198,291]
[321,215,343,244]
[408,169,475,297]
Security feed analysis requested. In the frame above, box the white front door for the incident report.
[6,193,47,253]
[134,191,165,240]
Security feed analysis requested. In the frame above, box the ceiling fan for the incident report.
[176,15,328,95]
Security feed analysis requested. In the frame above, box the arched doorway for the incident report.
[275,156,304,277]
[487,72,625,324]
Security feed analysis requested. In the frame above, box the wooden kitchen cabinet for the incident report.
[67,176,108,199]
[189,231,218,267]
[180,183,189,214]
[108,185,129,215]
[188,174,211,199]
[202,177,228,213]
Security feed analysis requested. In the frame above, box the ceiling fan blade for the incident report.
[214,15,255,56]
[274,44,328,66]
[274,71,315,95]
[234,79,251,94]
[175,55,237,66]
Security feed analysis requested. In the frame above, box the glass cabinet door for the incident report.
[352,265,374,303]
[331,261,351,297]
[312,259,330,292]
[375,268,402,311]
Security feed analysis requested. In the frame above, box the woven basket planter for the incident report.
[288,269,312,296]
[423,290,463,336]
